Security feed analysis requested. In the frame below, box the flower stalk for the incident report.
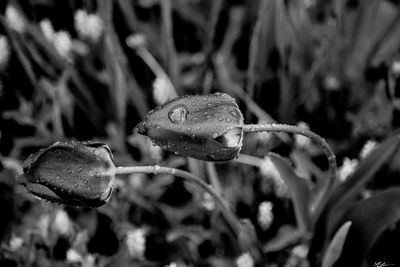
[115,165,241,235]
[242,123,338,220]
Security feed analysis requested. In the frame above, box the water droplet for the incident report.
[96,172,101,177]
[203,97,208,101]
[154,165,161,171]
[168,105,188,124]
[94,149,101,156]
[184,147,189,150]
[56,175,61,180]
[196,126,201,130]
[217,110,222,114]
[155,125,161,129]
[77,167,83,173]
[177,126,182,130]
[74,183,79,188]
[187,127,192,132]
[226,118,231,123]
[67,168,72,174]
[213,133,218,138]
[230,111,237,117]
[191,102,196,106]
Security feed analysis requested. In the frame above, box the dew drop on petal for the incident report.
[168,105,188,124]
[77,167,83,173]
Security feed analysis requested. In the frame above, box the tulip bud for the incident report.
[137,93,244,161]
[17,141,116,207]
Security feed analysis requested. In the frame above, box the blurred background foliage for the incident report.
[1,0,400,266]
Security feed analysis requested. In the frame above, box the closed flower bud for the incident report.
[17,141,116,207]
[137,93,244,161]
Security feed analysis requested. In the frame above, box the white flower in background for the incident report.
[323,75,340,91]
[339,157,358,182]
[126,34,147,49]
[74,10,104,42]
[52,209,73,236]
[291,244,308,258]
[285,244,309,267]
[165,263,177,267]
[39,19,55,41]
[129,173,147,189]
[391,61,400,76]
[126,228,146,259]
[53,31,72,59]
[67,249,83,262]
[255,120,273,146]
[5,5,25,33]
[257,201,274,230]
[201,192,215,211]
[37,214,50,239]
[359,140,377,159]
[259,156,288,197]
[294,122,311,149]
[0,35,11,69]
[236,252,254,267]
[9,235,23,251]
[153,76,177,105]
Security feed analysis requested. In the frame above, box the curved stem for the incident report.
[115,165,241,235]
[242,124,338,220]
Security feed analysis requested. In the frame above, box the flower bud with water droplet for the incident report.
[136,93,244,161]
[17,141,116,207]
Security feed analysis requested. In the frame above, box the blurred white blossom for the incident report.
[339,157,358,182]
[129,173,147,190]
[153,76,177,105]
[285,244,309,267]
[0,35,11,70]
[201,192,215,211]
[391,61,400,76]
[126,228,146,259]
[323,75,340,91]
[126,34,147,49]
[37,214,50,239]
[9,235,23,251]
[74,10,104,42]
[52,209,73,236]
[53,31,73,59]
[236,252,254,267]
[359,140,377,159]
[260,156,288,197]
[165,263,178,267]
[257,201,274,230]
[67,249,82,262]
[294,122,311,149]
[40,19,55,41]
[5,5,25,33]
[255,120,273,146]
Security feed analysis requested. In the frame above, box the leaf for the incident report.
[268,153,311,233]
[333,188,400,267]
[246,0,293,96]
[322,221,352,267]
[309,133,400,265]
[326,134,400,237]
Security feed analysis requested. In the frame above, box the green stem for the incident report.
[242,124,338,220]
[115,165,241,235]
